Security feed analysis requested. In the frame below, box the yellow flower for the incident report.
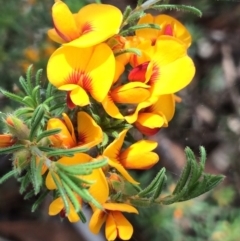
[103,129,159,184]
[0,134,16,147]
[126,94,176,136]
[47,112,103,149]
[89,203,138,241]
[47,44,115,107]
[136,14,192,47]
[49,195,82,222]
[128,36,195,98]
[48,1,123,48]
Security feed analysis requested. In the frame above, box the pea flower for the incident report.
[47,44,115,107]
[47,112,103,149]
[89,203,138,241]
[48,0,123,48]
[103,129,159,184]
[136,14,192,47]
[49,195,82,222]
[128,36,195,98]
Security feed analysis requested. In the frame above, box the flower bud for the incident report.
[13,149,31,172]
[0,134,16,147]
[5,115,30,140]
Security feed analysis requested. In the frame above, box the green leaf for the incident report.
[61,180,81,213]
[14,107,34,118]
[36,128,61,143]
[150,4,202,17]
[31,189,49,212]
[26,65,34,92]
[31,85,41,105]
[24,189,35,200]
[180,174,225,201]
[47,146,89,157]
[35,69,43,87]
[129,197,154,208]
[19,76,31,96]
[120,23,160,36]
[0,88,24,104]
[29,104,45,141]
[30,156,42,195]
[51,171,70,215]
[57,157,108,175]
[138,168,166,198]
[122,5,132,25]
[57,171,102,209]
[78,211,87,223]
[0,169,18,184]
[115,48,142,57]
[19,171,31,194]
[22,96,36,108]
[0,144,25,155]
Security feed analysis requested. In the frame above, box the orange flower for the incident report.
[0,134,16,147]
[89,203,138,241]
[136,14,192,47]
[47,112,103,149]
[48,1,122,48]
[47,44,115,107]
[103,129,159,184]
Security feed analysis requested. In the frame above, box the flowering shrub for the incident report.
[0,1,224,240]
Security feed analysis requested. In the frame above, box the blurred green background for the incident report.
[1,0,240,241]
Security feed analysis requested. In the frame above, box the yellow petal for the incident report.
[49,197,64,215]
[137,113,166,128]
[120,140,159,169]
[77,111,103,148]
[105,213,117,241]
[103,129,128,160]
[84,166,109,205]
[148,37,195,95]
[47,118,75,148]
[136,14,158,43]
[70,86,90,106]
[52,1,79,42]
[68,203,80,222]
[47,45,94,88]
[64,4,122,48]
[48,28,65,44]
[111,82,150,104]
[125,100,153,124]
[85,43,115,102]
[62,113,77,144]
[112,211,134,240]
[149,94,175,121]
[46,171,57,190]
[154,14,192,47]
[102,95,124,119]
[103,203,138,214]
[108,159,139,184]
[57,153,92,165]
[89,209,107,234]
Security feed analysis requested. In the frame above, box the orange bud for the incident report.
[0,134,16,147]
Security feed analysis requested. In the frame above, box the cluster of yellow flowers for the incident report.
[0,1,196,240]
